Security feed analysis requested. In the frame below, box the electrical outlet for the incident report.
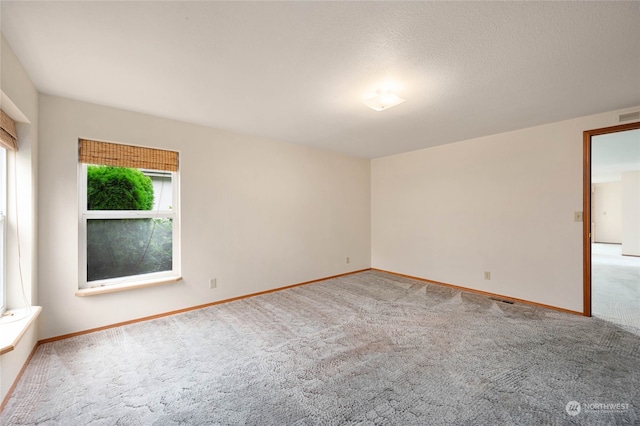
[209,278,217,289]
[484,271,491,280]
[346,257,350,264]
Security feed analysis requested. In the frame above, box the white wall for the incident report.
[0,34,39,405]
[372,108,639,313]
[38,94,371,339]
[621,171,640,256]
[593,182,622,244]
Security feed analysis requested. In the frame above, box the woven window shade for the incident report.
[0,109,18,151]
[79,139,178,172]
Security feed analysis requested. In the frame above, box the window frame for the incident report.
[78,163,181,290]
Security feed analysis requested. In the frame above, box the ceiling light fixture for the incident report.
[363,89,405,111]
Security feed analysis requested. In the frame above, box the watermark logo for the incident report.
[566,401,631,416]
[566,401,581,416]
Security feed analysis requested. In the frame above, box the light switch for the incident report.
[574,211,583,222]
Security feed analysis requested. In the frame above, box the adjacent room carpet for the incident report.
[2,271,639,425]
[592,243,640,335]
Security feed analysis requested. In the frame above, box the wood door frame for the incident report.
[583,121,640,316]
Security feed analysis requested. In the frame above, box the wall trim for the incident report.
[39,269,370,345]
[0,342,39,413]
[372,268,583,316]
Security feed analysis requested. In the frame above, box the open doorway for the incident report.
[583,122,640,335]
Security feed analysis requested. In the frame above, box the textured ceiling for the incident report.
[1,1,639,158]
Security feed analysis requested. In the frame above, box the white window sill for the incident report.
[75,276,183,297]
[0,306,42,355]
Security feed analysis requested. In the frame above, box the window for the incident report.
[0,148,6,314]
[0,108,17,314]
[79,140,180,290]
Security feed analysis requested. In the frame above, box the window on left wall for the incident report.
[78,139,180,290]
[0,108,17,314]
[0,147,6,315]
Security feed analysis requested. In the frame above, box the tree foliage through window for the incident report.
[87,165,154,210]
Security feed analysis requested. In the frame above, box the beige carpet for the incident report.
[592,243,640,334]
[2,270,639,425]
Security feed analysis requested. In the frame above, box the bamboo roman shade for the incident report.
[0,109,18,151]
[79,139,178,172]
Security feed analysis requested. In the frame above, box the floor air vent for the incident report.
[490,297,514,304]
